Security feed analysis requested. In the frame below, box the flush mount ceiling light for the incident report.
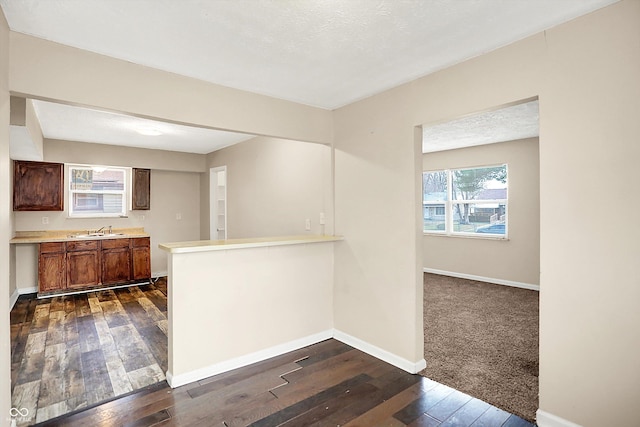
[136,127,163,136]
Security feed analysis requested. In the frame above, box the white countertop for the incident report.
[158,235,343,254]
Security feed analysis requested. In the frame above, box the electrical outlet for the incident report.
[319,212,325,225]
[305,218,311,230]
[41,216,49,225]
[176,213,182,220]
[139,215,145,221]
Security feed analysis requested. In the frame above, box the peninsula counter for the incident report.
[159,234,343,387]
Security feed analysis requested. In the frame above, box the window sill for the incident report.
[423,232,509,241]
[68,214,129,219]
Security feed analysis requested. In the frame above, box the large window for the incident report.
[69,165,128,217]
[423,164,507,237]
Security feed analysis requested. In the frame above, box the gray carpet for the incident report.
[421,273,539,422]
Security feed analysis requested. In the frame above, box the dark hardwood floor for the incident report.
[33,339,534,427]
[10,279,168,425]
[11,278,534,426]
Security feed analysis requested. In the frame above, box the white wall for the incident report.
[423,138,540,286]
[205,136,333,239]
[1,7,12,427]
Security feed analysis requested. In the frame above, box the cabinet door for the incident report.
[67,250,101,289]
[132,241,151,281]
[102,247,132,285]
[39,251,66,292]
[132,168,151,210]
[14,160,64,211]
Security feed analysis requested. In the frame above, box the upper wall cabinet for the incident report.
[13,160,64,211]
[132,168,151,210]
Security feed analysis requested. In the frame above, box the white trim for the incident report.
[423,268,539,291]
[536,409,583,427]
[166,329,333,388]
[152,271,167,279]
[333,329,427,374]
[36,281,150,299]
[10,286,38,310]
[9,289,20,310]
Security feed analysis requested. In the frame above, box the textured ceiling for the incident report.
[0,0,617,154]
[423,100,539,153]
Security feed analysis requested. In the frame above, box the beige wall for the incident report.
[205,136,333,239]
[45,139,206,173]
[334,1,639,425]
[167,242,334,385]
[9,33,332,145]
[422,138,540,286]
[13,142,202,286]
[1,7,11,427]
[3,1,639,426]
[537,2,640,425]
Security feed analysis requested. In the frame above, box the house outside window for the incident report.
[69,165,128,217]
[423,164,507,237]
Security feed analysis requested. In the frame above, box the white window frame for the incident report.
[68,164,130,218]
[423,164,508,239]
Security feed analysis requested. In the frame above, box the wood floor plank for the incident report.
[393,383,456,425]
[273,349,382,400]
[439,398,491,427]
[247,373,372,427]
[135,324,169,372]
[81,349,114,405]
[77,314,102,353]
[343,380,436,427]
[109,323,156,372]
[317,373,424,426]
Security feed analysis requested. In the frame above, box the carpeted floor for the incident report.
[421,273,539,422]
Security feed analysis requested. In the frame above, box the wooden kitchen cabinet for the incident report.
[14,160,64,211]
[37,236,151,295]
[102,238,132,285]
[38,242,66,292]
[132,168,151,210]
[66,240,100,289]
[131,237,151,280]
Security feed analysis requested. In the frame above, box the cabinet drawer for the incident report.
[67,240,99,251]
[40,242,65,253]
[101,238,131,249]
[131,237,150,248]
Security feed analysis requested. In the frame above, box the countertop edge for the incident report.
[158,235,344,254]
[10,228,149,244]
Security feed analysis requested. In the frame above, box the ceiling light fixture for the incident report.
[136,127,163,136]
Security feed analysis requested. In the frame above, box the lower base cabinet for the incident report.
[102,239,132,285]
[38,242,66,293]
[38,237,151,295]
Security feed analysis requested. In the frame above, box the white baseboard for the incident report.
[166,328,429,388]
[423,268,539,291]
[9,289,19,311]
[152,270,167,279]
[536,409,583,427]
[166,329,333,388]
[10,287,38,310]
[333,329,427,374]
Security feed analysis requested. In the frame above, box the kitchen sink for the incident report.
[68,233,125,239]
